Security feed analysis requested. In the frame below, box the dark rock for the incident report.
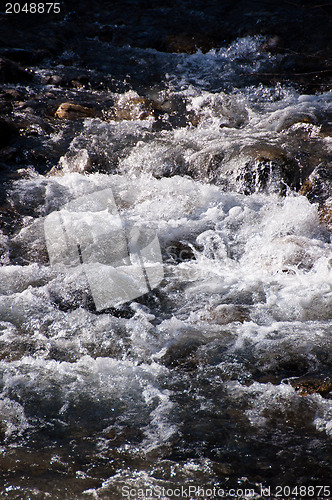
[0,119,18,148]
[188,150,225,183]
[0,88,24,100]
[163,241,195,263]
[319,123,332,138]
[44,74,65,86]
[236,155,301,196]
[165,33,219,54]
[71,75,90,89]
[97,25,115,43]
[161,339,202,371]
[0,421,5,441]
[300,163,332,205]
[0,47,46,64]
[0,57,33,83]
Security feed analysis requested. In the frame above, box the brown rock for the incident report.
[55,102,95,119]
[319,202,332,231]
[292,376,332,397]
[299,179,312,196]
[0,88,24,100]
[112,92,155,121]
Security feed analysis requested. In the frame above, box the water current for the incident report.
[0,35,331,499]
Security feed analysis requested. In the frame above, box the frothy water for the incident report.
[0,35,331,499]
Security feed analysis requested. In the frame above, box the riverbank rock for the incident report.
[0,57,33,83]
[55,102,95,119]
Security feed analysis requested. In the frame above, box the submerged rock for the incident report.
[48,149,93,176]
[291,376,332,397]
[161,338,202,370]
[111,91,155,121]
[299,163,332,205]
[319,200,332,231]
[55,102,95,119]
[236,156,300,195]
[198,304,251,324]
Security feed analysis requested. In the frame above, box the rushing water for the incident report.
[0,35,332,499]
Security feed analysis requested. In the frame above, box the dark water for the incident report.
[0,1,332,499]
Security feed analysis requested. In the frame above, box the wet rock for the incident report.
[0,57,33,83]
[0,119,19,148]
[55,102,95,119]
[260,35,284,54]
[111,91,155,121]
[0,147,18,163]
[48,149,92,176]
[97,24,115,43]
[161,339,202,371]
[164,241,195,263]
[189,93,249,129]
[188,150,225,183]
[299,179,313,197]
[0,88,24,101]
[9,219,49,265]
[318,200,332,231]
[300,163,332,205]
[291,376,332,397]
[318,123,332,138]
[71,75,90,89]
[198,304,251,324]
[0,421,5,441]
[236,156,301,195]
[44,74,65,86]
[104,425,144,445]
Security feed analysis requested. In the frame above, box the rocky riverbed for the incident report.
[0,1,332,499]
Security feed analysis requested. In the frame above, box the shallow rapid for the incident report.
[0,35,331,499]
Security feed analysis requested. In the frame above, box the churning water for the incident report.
[0,36,331,499]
